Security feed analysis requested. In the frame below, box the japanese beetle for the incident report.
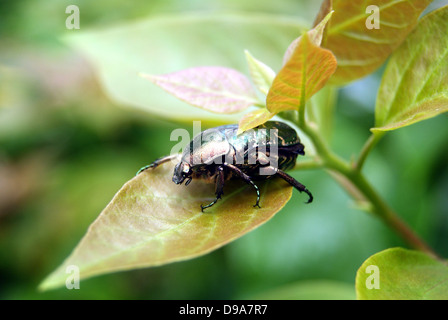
[137,121,312,211]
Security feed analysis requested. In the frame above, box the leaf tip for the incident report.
[236,127,245,135]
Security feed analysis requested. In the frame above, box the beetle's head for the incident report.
[173,162,192,185]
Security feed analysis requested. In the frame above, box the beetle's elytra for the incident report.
[137,121,313,211]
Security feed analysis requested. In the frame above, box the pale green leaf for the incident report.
[244,50,276,96]
[356,248,448,300]
[307,85,337,140]
[372,6,448,132]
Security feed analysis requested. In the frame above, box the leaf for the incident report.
[267,32,337,113]
[251,280,355,300]
[244,50,276,96]
[65,13,308,123]
[140,67,259,114]
[356,248,448,300]
[39,160,293,291]
[325,0,432,85]
[282,10,334,65]
[307,85,337,140]
[372,6,448,133]
[237,108,275,134]
[312,0,333,46]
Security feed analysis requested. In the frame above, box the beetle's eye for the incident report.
[182,164,190,173]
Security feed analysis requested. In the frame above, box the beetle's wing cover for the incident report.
[183,126,234,166]
[259,121,301,146]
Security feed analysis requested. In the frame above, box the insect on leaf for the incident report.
[38,161,293,291]
[371,6,448,133]
[140,67,260,114]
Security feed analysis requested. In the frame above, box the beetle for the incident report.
[137,121,312,211]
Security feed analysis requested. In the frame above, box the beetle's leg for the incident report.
[224,163,261,208]
[201,166,225,212]
[272,168,313,203]
[136,154,179,175]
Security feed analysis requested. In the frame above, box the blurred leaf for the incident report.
[282,10,334,65]
[307,85,337,140]
[65,13,308,123]
[140,67,259,114]
[325,0,432,85]
[244,50,276,96]
[39,160,292,291]
[372,6,448,133]
[251,280,355,300]
[356,248,448,300]
[237,109,275,134]
[267,32,337,113]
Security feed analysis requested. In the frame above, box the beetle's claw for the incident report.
[253,203,261,209]
[302,189,313,204]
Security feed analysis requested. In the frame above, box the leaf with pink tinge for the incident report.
[141,67,260,114]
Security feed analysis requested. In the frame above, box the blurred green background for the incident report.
[0,0,447,299]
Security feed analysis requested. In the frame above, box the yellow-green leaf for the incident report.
[372,6,448,133]
[356,248,448,300]
[237,108,276,134]
[39,160,292,291]
[267,32,337,113]
[325,0,432,85]
[245,50,276,96]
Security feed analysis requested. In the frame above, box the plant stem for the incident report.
[293,158,324,171]
[295,119,441,260]
[354,132,384,171]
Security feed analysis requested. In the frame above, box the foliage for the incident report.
[1,0,447,300]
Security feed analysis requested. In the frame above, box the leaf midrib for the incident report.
[73,184,256,273]
[328,0,407,35]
